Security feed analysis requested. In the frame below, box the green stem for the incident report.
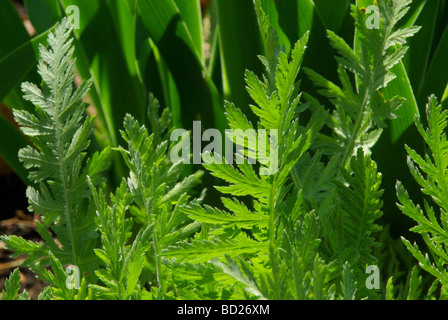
[319,5,398,253]
[340,8,395,168]
[268,176,277,245]
[153,233,163,298]
[56,108,78,268]
[144,175,164,298]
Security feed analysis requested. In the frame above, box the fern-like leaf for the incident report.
[1,19,110,274]
[1,268,23,300]
[397,95,448,289]
[333,149,384,265]
[305,0,419,166]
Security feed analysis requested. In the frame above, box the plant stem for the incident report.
[145,180,164,298]
[340,8,395,168]
[153,233,163,299]
[55,96,78,269]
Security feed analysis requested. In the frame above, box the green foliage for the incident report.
[332,149,384,265]
[1,20,203,300]
[90,101,204,299]
[87,178,153,300]
[0,268,29,300]
[162,1,397,300]
[1,19,110,277]
[164,29,322,293]
[2,0,448,302]
[300,1,420,283]
[305,0,420,167]
[397,95,448,295]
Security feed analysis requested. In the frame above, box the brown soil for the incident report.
[0,174,47,300]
